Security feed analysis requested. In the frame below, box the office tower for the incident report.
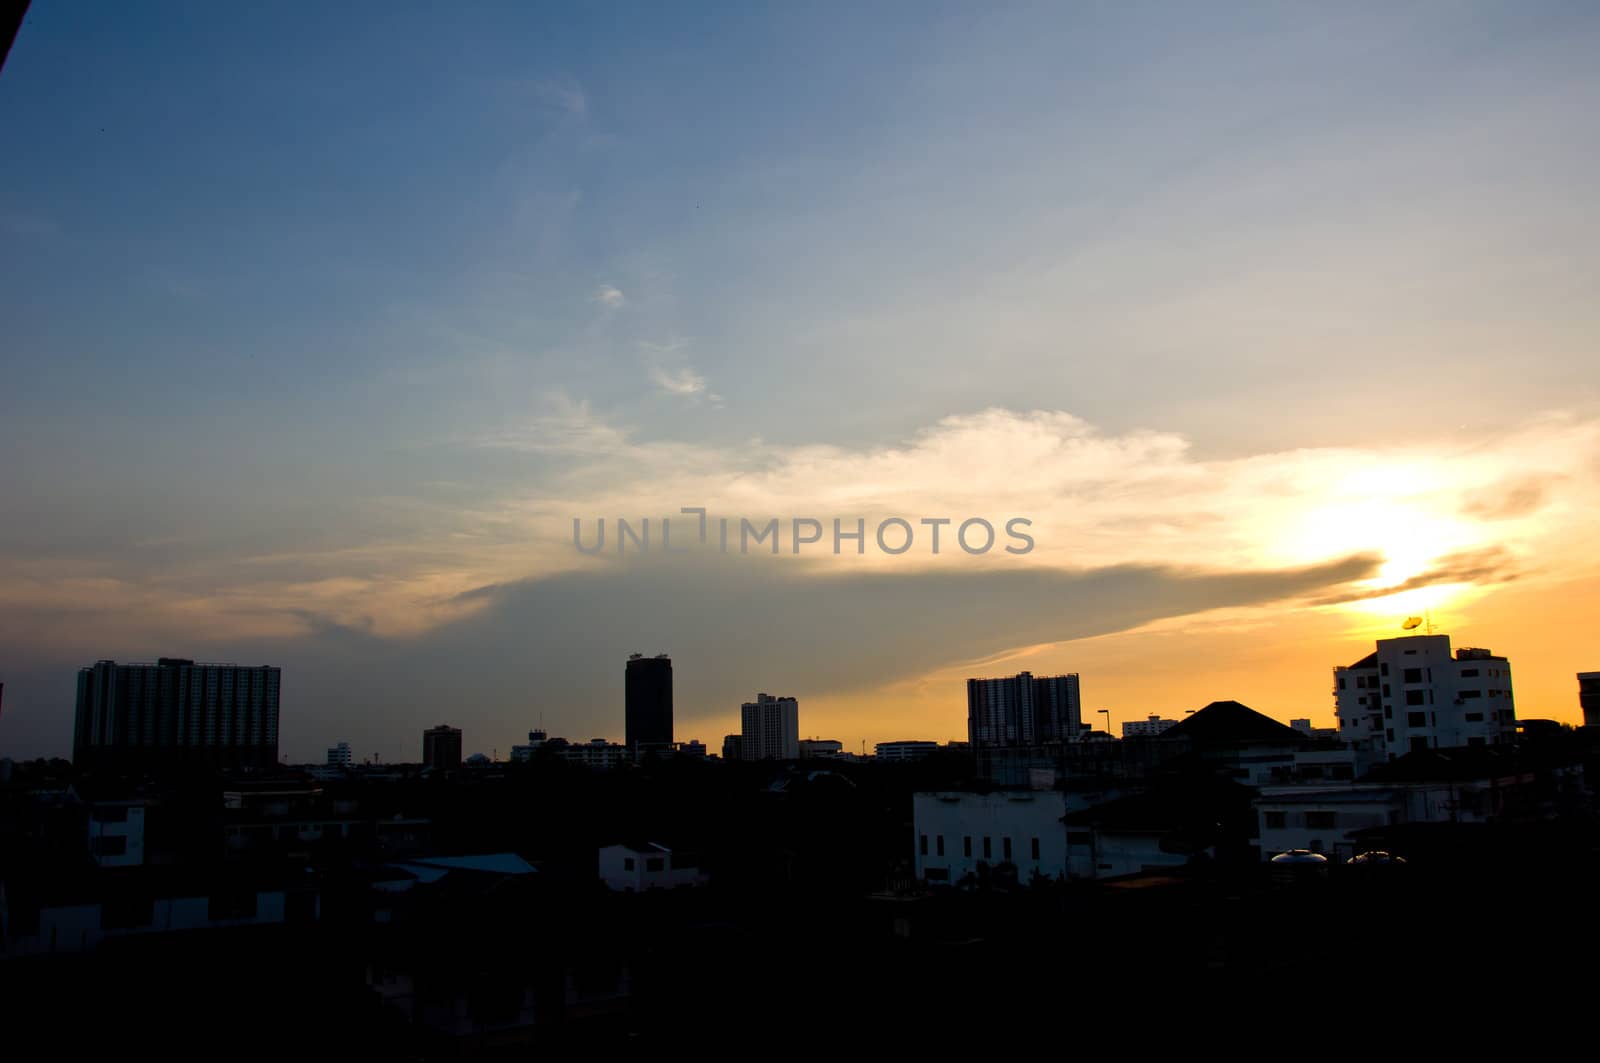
[966,671,1082,747]
[625,653,674,755]
[740,693,800,760]
[1333,634,1516,759]
[1578,672,1600,728]
[422,724,462,770]
[73,658,281,770]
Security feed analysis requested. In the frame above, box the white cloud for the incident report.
[593,285,625,308]
[649,366,708,397]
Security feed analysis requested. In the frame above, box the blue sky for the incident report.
[3,3,1598,760]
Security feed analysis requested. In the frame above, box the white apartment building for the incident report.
[741,693,800,760]
[1333,634,1516,760]
[598,843,708,892]
[1121,715,1179,738]
[912,791,1071,884]
[326,741,352,768]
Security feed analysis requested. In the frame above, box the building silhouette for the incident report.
[422,725,462,770]
[625,654,674,756]
[740,693,799,760]
[1579,672,1600,728]
[966,671,1082,747]
[73,658,281,770]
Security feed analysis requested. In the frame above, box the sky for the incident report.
[2,2,1598,762]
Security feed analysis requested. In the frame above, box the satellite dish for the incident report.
[1402,617,1423,631]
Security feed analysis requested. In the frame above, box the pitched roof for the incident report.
[1157,700,1306,745]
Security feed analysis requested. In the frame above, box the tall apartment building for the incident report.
[326,741,352,768]
[1579,672,1600,729]
[966,671,1082,747]
[740,693,799,760]
[422,724,462,770]
[1333,634,1516,759]
[73,658,281,770]
[625,654,674,756]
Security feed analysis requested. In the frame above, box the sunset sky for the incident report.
[3,3,1598,762]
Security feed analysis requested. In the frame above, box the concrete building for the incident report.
[422,725,462,770]
[625,654,673,757]
[86,799,146,868]
[560,739,628,771]
[675,740,708,758]
[967,671,1082,747]
[598,843,708,892]
[1121,715,1179,739]
[912,790,1071,884]
[741,693,800,760]
[326,741,352,768]
[1333,634,1516,760]
[73,658,281,770]
[875,740,940,762]
[798,738,844,759]
[509,730,548,763]
[1579,672,1600,728]
[721,734,742,761]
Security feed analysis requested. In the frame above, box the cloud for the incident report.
[649,366,708,397]
[533,79,587,120]
[593,285,625,308]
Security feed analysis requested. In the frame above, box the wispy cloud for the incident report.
[533,78,587,120]
[649,366,707,397]
[593,284,625,308]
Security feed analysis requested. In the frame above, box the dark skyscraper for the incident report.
[625,654,673,755]
[966,671,1082,747]
[73,658,281,769]
[422,724,462,770]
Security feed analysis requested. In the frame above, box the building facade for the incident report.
[326,742,352,768]
[422,725,462,770]
[875,740,940,762]
[73,658,281,770]
[1333,635,1516,759]
[966,671,1081,747]
[1121,715,1179,739]
[740,693,800,760]
[1579,672,1600,729]
[625,654,673,756]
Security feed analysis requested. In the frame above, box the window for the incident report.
[1465,712,1484,722]
[1407,712,1427,728]
[1382,684,1390,697]
[1460,668,1479,678]
[1381,663,1389,676]
[983,836,992,859]
[1386,729,1395,742]
[1031,837,1040,860]
[963,836,972,858]
[919,834,928,856]
[1405,690,1425,706]
[1002,837,1013,860]
[1304,811,1336,830]
[1264,811,1286,829]
[1067,832,1092,845]
[1459,689,1483,700]
[623,858,635,871]
[1384,707,1392,719]
[1403,667,1422,683]
[936,835,945,857]
[1338,677,1346,690]
[646,857,664,872]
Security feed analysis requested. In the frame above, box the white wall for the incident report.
[912,791,1070,884]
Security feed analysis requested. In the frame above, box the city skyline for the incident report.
[3,5,1600,761]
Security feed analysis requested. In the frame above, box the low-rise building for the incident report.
[598,843,707,892]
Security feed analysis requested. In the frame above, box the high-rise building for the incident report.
[625,654,673,756]
[1333,634,1516,759]
[721,734,743,761]
[966,671,1082,747]
[1579,672,1600,729]
[740,693,799,760]
[327,741,352,768]
[73,658,280,770]
[422,724,462,770]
